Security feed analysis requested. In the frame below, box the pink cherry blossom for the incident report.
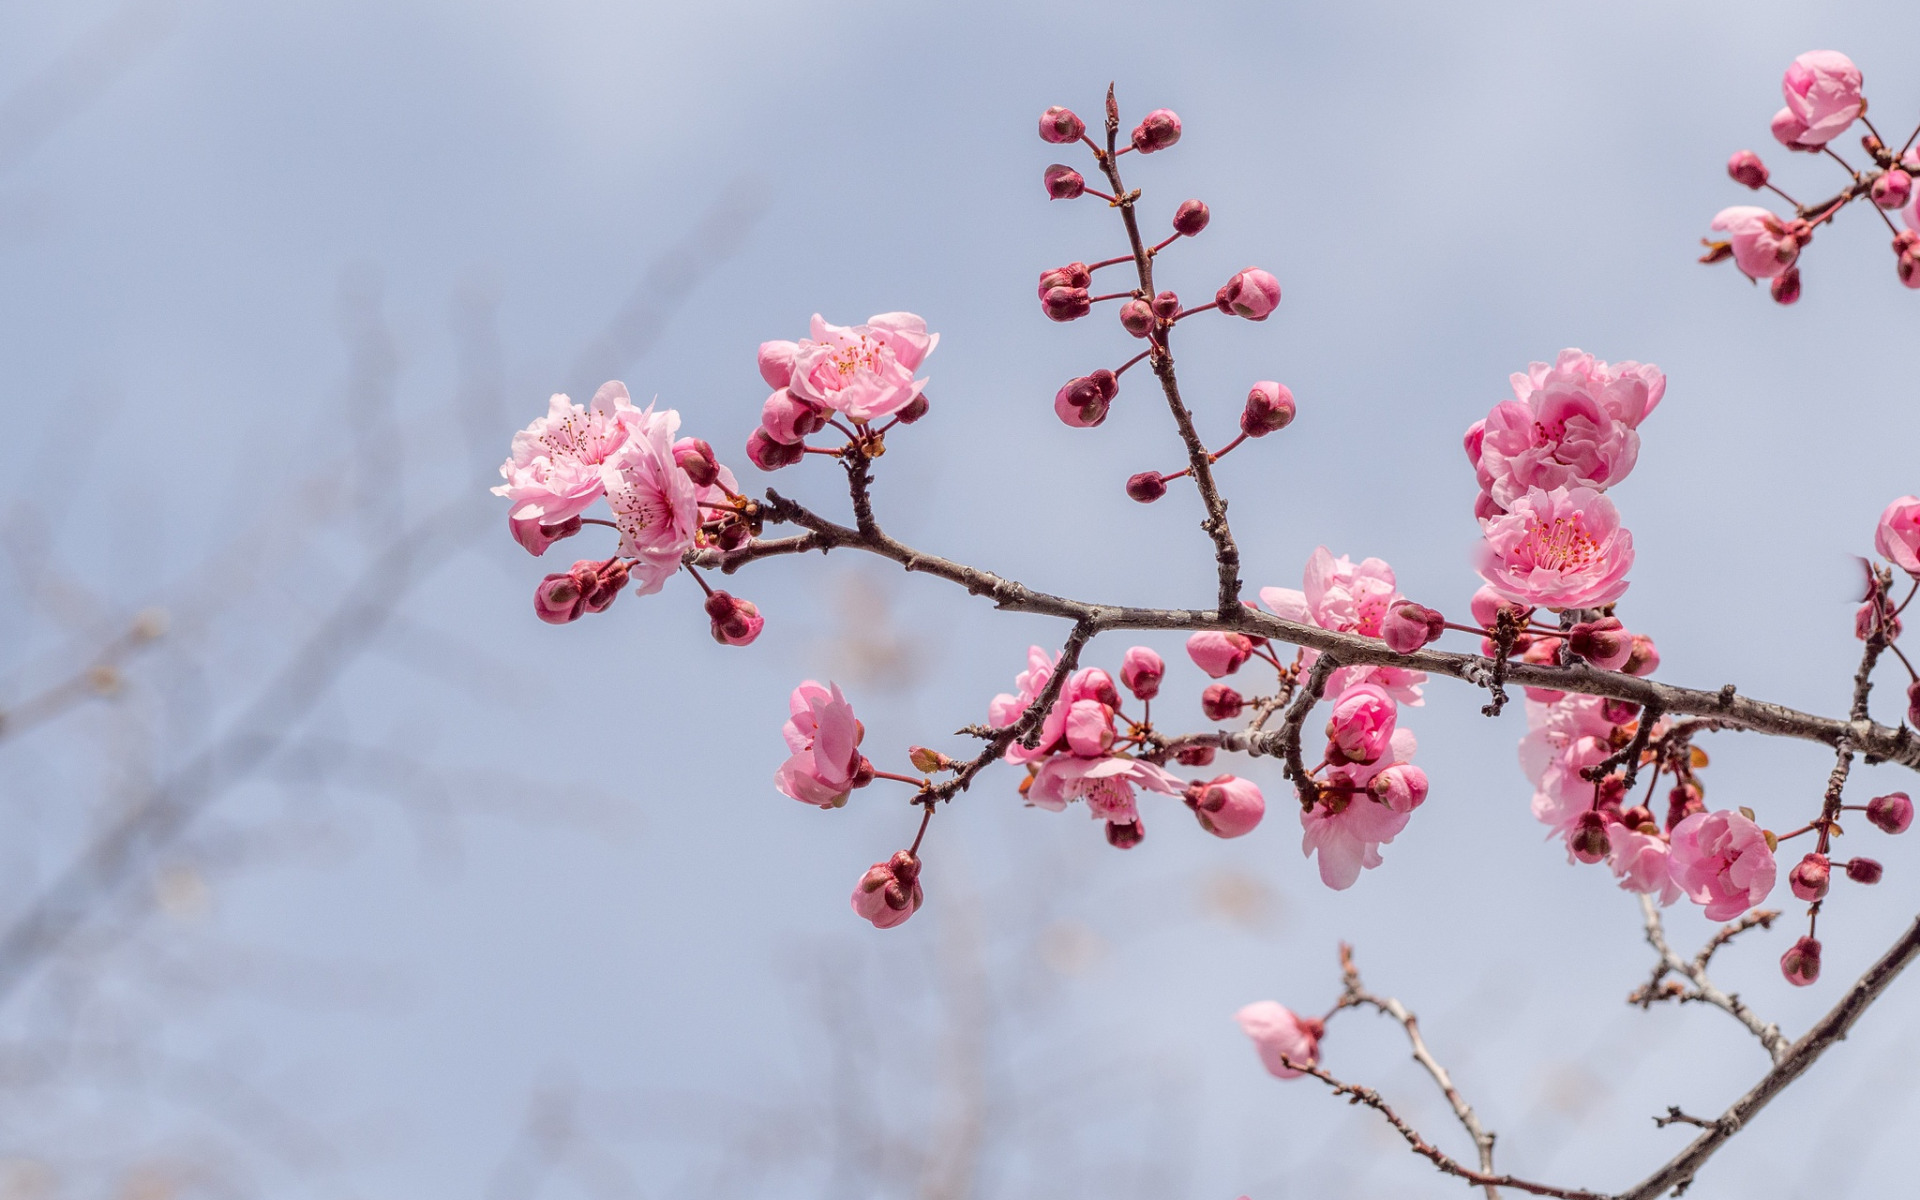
[1518,695,1618,833]
[1326,683,1397,764]
[1668,810,1778,921]
[600,404,699,594]
[851,851,922,929]
[1368,763,1428,814]
[1476,486,1634,609]
[1261,549,1428,704]
[1609,827,1681,904]
[1508,349,1665,430]
[509,513,581,557]
[1027,754,1184,821]
[1187,631,1255,678]
[1709,207,1805,279]
[1120,646,1165,700]
[1186,774,1265,838]
[775,681,864,809]
[775,313,937,424]
[1473,359,1646,512]
[990,646,1067,765]
[1064,699,1116,757]
[1780,51,1863,149]
[493,382,643,526]
[1301,729,1419,890]
[1236,1001,1323,1079]
[1874,496,1920,575]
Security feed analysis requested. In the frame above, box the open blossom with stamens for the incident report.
[601,404,699,596]
[494,381,643,527]
[1668,809,1777,921]
[1301,729,1419,889]
[1027,754,1185,822]
[1236,1002,1323,1079]
[1261,548,1427,704]
[1476,486,1633,609]
[1470,350,1662,513]
[758,313,937,424]
[775,681,864,809]
[1519,695,1619,833]
[1709,207,1806,279]
[1609,827,1681,904]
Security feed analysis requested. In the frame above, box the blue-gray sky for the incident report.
[4,2,1919,1197]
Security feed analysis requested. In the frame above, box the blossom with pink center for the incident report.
[1473,382,1642,514]
[1780,51,1864,149]
[1301,729,1418,890]
[1261,548,1428,705]
[1187,630,1255,677]
[1709,207,1805,279]
[775,680,864,809]
[1476,486,1633,609]
[598,403,698,583]
[1186,774,1265,838]
[1326,683,1397,764]
[1236,1001,1323,1079]
[990,646,1066,765]
[1027,754,1184,821]
[1668,809,1778,921]
[1508,348,1665,430]
[493,382,643,527]
[1120,646,1165,700]
[1518,695,1619,833]
[1609,827,1681,904]
[851,851,922,929]
[1874,496,1920,575]
[767,313,937,424]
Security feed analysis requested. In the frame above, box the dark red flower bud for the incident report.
[1569,616,1633,670]
[1126,471,1167,503]
[1038,106,1085,144]
[578,559,628,613]
[1908,680,1920,729]
[1665,781,1705,832]
[1174,744,1216,767]
[1041,285,1092,322]
[1771,266,1801,305]
[896,392,930,424]
[1054,374,1114,428]
[1868,791,1914,834]
[710,594,764,646]
[1105,819,1145,849]
[1727,149,1769,190]
[534,572,587,625]
[1151,290,1181,319]
[1037,262,1092,297]
[1130,108,1181,154]
[851,755,877,788]
[1781,936,1821,986]
[1620,805,1657,834]
[1044,163,1086,200]
[673,437,720,487]
[1568,810,1611,864]
[1172,198,1210,236]
[1201,683,1244,722]
[746,427,805,471]
[1846,856,1885,884]
[1119,297,1156,337]
[716,521,751,550]
[703,591,739,622]
[1240,380,1296,437]
[1789,852,1830,901]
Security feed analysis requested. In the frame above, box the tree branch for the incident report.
[1630,894,1787,1063]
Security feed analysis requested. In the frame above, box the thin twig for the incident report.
[1632,895,1787,1063]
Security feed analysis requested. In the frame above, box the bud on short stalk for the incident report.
[1185,774,1265,838]
[705,591,764,647]
[1126,471,1167,503]
[1569,810,1611,864]
[1781,935,1822,987]
[1215,268,1282,320]
[1381,601,1444,654]
[1119,297,1156,337]
[1568,616,1633,670]
[1771,266,1801,305]
[1038,105,1085,144]
[746,427,805,471]
[762,389,829,444]
[1872,169,1913,210]
[1041,285,1092,322]
[895,392,930,424]
[672,437,720,487]
[1106,819,1145,849]
[1044,163,1086,200]
[1037,263,1092,296]
[1172,198,1210,236]
[1666,781,1705,831]
[1151,290,1181,319]
[1789,852,1830,901]
[1054,370,1117,428]
[1727,149,1770,189]
[510,513,582,557]
[908,745,953,773]
[1201,684,1245,722]
[851,850,923,929]
[1846,856,1885,884]
[1908,679,1920,726]
[1240,381,1295,437]
[1130,108,1181,153]
[1868,791,1914,834]
[1120,646,1165,700]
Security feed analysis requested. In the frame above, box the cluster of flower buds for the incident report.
[746,313,935,470]
[495,381,766,638]
[986,644,1266,849]
[1704,50,1920,299]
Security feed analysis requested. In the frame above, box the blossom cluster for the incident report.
[1703,50,1920,300]
[746,313,937,470]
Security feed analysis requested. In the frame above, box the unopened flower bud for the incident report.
[1041,285,1092,322]
[1908,679,1920,727]
[1780,935,1821,987]
[1038,106,1085,144]
[1624,633,1661,677]
[1201,683,1245,722]
[716,521,751,550]
[1119,297,1156,337]
[1727,149,1770,189]
[1789,852,1830,901]
[1381,601,1444,654]
[1172,198,1210,236]
[1126,471,1167,503]
[762,389,828,444]
[1186,774,1265,838]
[672,437,720,487]
[850,755,877,789]
[1119,646,1165,700]
[1054,373,1114,428]
[1899,245,1920,290]
[1037,262,1091,296]
[1568,616,1633,670]
[574,560,628,614]
[703,591,738,622]
[1620,804,1656,833]
[1569,810,1611,864]
[1174,744,1215,767]
[708,593,763,646]
[534,572,587,624]
[908,745,951,773]
[1187,630,1254,678]
[1215,267,1282,320]
[1044,163,1085,200]
[1846,856,1885,884]
[1873,169,1913,210]
[1867,791,1914,834]
[1369,763,1429,814]
[1469,584,1533,631]
[746,427,806,471]
[1240,380,1296,437]
[1666,781,1705,832]
[1130,108,1181,153]
[851,851,923,928]
[1151,290,1181,319]
[896,392,930,424]
[1105,819,1145,849]
[1326,684,1396,764]
[1771,266,1801,305]
[510,513,582,558]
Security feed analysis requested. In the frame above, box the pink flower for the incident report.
[1781,935,1821,987]
[760,389,829,445]
[1473,353,1649,512]
[1476,486,1634,609]
[1508,348,1664,429]
[509,513,581,557]
[1381,602,1443,654]
[851,851,922,929]
[1186,774,1265,838]
[1236,1001,1323,1079]
[1027,754,1184,821]
[1518,695,1618,832]
[1874,496,1920,575]
[1216,268,1281,320]
[989,646,1067,765]
[600,406,699,595]
[1609,827,1681,904]
[1187,631,1255,677]
[1780,51,1863,149]
[1326,683,1397,764]
[1120,646,1165,700]
[1668,810,1777,921]
[1301,730,1419,889]
[772,313,937,424]
[775,681,864,808]
[1368,763,1428,814]
[1710,207,1806,279]
[493,382,643,526]
[1261,548,1428,705]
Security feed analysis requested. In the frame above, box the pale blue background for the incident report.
[3,1,1918,1197]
